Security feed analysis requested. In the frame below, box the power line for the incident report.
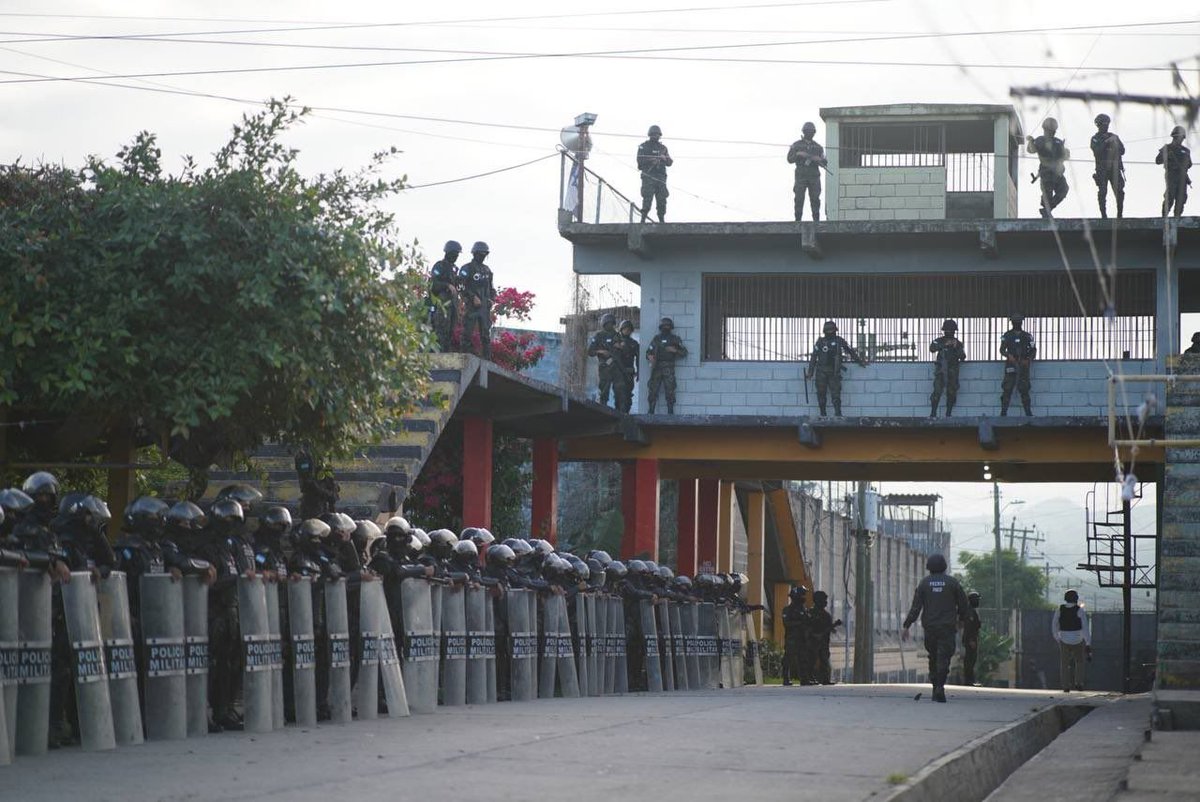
[403,152,558,189]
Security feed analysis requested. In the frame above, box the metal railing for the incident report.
[558,149,639,225]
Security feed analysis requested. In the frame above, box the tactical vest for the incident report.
[1058,604,1082,632]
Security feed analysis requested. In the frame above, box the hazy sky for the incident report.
[2,2,1189,600]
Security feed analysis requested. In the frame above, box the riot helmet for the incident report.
[298,518,331,544]
[605,560,628,580]
[22,471,59,514]
[586,558,607,587]
[385,516,413,538]
[600,312,617,329]
[627,559,649,576]
[822,320,837,335]
[645,560,660,574]
[215,483,263,515]
[673,575,693,591]
[925,553,948,573]
[461,526,494,548]
[166,500,208,533]
[428,528,459,559]
[659,317,674,331]
[209,498,245,531]
[259,506,293,537]
[124,496,170,537]
[648,125,662,137]
[567,554,590,582]
[1171,125,1186,139]
[444,240,462,254]
[506,538,533,559]
[82,496,112,533]
[0,488,35,519]
[452,539,479,566]
[486,543,516,568]
[412,528,431,549]
[470,241,490,256]
[352,520,383,557]
[942,319,958,332]
[656,565,674,582]
[619,319,634,334]
[1042,117,1059,136]
[1094,113,1110,127]
[967,590,981,608]
[586,549,613,567]
[789,585,809,600]
[325,513,356,541]
[802,121,817,135]
[528,538,555,560]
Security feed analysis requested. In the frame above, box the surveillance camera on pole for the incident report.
[560,112,597,222]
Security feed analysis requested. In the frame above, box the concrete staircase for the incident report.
[207,353,477,519]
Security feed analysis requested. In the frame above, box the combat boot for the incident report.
[1023,404,1033,416]
[833,405,842,417]
[1098,196,1108,219]
[945,403,954,418]
[930,402,938,418]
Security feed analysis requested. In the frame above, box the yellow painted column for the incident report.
[716,480,734,573]
[745,489,766,639]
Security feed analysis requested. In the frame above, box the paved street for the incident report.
[3,684,1083,801]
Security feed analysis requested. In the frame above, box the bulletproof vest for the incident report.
[813,335,847,369]
[459,264,492,301]
[651,334,680,363]
[792,140,824,175]
[118,537,165,576]
[638,141,670,175]
[1035,137,1066,172]
[429,260,456,297]
[1058,604,1082,631]
[1002,331,1034,359]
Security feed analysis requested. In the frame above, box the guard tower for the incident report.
[822,103,1022,221]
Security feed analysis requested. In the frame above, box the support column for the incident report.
[461,417,493,529]
[620,459,660,561]
[696,479,720,573]
[676,479,699,576]
[531,438,559,544]
[745,489,766,638]
[716,481,734,573]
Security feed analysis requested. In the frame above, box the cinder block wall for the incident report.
[832,167,946,222]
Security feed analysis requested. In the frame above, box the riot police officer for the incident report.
[202,498,254,731]
[962,590,982,686]
[1027,118,1070,219]
[614,319,639,414]
[902,553,970,703]
[930,319,966,417]
[637,125,673,223]
[1090,113,1125,219]
[999,315,1036,416]
[588,312,621,407]
[646,317,688,414]
[458,241,495,359]
[787,122,827,222]
[428,240,462,351]
[781,586,810,686]
[253,506,292,579]
[805,320,867,417]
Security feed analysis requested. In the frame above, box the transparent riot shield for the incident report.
[668,603,689,691]
[61,573,116,751]
[441,585,467,706]
[683,602,701,691]
[400,578,438,714]
[323,579,353,724]
[655,600,675,692]
[355,577,381,721]
[612,597,628,694]
[699,602,718,690]
[238,576,273,733]
[0,567,16,764]
[140,573,186,741]
[181,576,209,737]
[537,594,558,699]
[639,599,663,693]
[554,595,580,698]
[97,572,142,746]
[507,588,537,702]
[372,580,408,717]
[465,586,490,705]
[287,577,317,727]
[265,581,285,729]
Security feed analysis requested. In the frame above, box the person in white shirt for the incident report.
[1051,589,1091,692]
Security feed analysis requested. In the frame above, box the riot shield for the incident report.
[537,594,558,699]
[669,603,689,691]
[238,576,273,733]
[683,602,701,691]
[323,579,353,724]
[573,594,590,697]
[611,597,628,694]
[730,609,745,688]
[0,567,16,764]
[96,572,142,746]
[61,573,116,751]
[554,595,580,698]
[507,588,536,702]
[400,579,438,714]
[483,593,497,703]
[655,600,675,692]
[181,576,209,737]
[743,612,763,686]
[441,585,467,706]
[465,586,490,705]
[355,578,381,721]
[287,577,317,727]
[592,595,607,696]
[699,602,718,689]
[639,599,663,693]
[140,573,186,741]
[372,580,408,718]
[265,581,285,729]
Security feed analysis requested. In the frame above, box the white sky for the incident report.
[2,1,1190,601]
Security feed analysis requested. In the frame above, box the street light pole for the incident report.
[993,482,1003,610]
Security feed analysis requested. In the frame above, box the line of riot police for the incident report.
[0,470,763,763]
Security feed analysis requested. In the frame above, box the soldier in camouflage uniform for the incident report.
[587,312,620,407]
[427,240,462,351]
[787,122,827,222]
[1090,114,1125,219]
[646,317,688,414]
[804,320,867,417]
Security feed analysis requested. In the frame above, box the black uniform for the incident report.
[296,452,338,520]
[781,598,810,685]
[903,572,970,691]
[1030,135,1069,217]
[929,334,966,417]
[806,333,866,417]
[613,331,640,414]
[637,139,673,222]
[587,325,620,407]
[1158,141,1192,218]
[646,331,688,414]
[999,326,1036,416]
[1090,130,1125,218]
[458,258,495,359]
[962,604,982,685]
[787,138,825,221]
[427,257,460,352]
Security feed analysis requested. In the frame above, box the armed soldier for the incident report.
[902,553,969,704]
[1027,118,1070,219]
[1157,126,1192,218]
[427,240,462,351]
[962,590,982,686]
[929,319,966,418]
[787,122,827,222]
[805,320,867,418]
[646,317,688,414]
[587,312,621,408]
[614,319,639,414]
[807,590,840,685]
[637,125,673,223]
[781,586,810,686]
[1090,113,1125,219]
[458,241,496,359]
[295,449,338,520]
[999,315,1036,416]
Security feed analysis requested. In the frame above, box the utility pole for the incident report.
[993,483,1003,610]
[853,481,875,684]
[1122,498,1133,694]
[1017,526,1044,562]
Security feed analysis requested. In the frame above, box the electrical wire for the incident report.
[403,152,558,189]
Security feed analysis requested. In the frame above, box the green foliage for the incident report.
[749,638,784,683]
[0,99,433,489]
[955,550,1052,611]
[974,628,1014,685]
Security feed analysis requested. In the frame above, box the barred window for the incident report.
[840,121,995,192]
[701,272,1156,363]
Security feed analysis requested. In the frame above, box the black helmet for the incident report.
[428,528,459,559]
[215,484,263,515]
[606,560,628,580]
[967,590,981,606]
[822,320,837,334]
[802,121,817,134]
[470,241,489,255]
[1064,589,1079,603]
[673,575,693,591]
[812,590,828,606]
[586,549,613,567]
[586,558,607,587]
[452,539,479,565]
[648,124,662,137]
[352,520,383,556]
[461,526,494,547]
[627,559,649,576]
[385,516,413,538]
[259,506,293,536]
[1094,113,1111,125]
[325,512,356,541]
[0,488,35,518]
[22,471,59,509]
[166,500,208,533]
[83,496,112,532]
[541,554,563,578]
[659,317,674,330]
[600,312,617,328]
[925,553,948,573]
[210,498,245,529]
[58,491,89,519]
[789,585,808,600]
[619,319,634,333]
[444,240,462,254]
[942,319,958,332]
[124,496,169,535]
[298,518,331,543]
[656,565,674,582]
[487,543,516,567]
[645,560,659,573]
[1009,314,1025,324]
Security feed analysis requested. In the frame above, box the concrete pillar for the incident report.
[1160,385,1200,703]
[531,438,559,543]
[716,481,734,573]
[620,459,660,560]
[462,417,493,529]
[676,479,699,576]
[696,479,720,573]
[993,116,1012,219]
[825,119,841,222]
[745,490,765,639]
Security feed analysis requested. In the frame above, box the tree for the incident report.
[0,99,433,495]
[955,550,1052,611]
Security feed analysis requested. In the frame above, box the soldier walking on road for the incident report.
[427,240,462,352]
[638,125,673,223]
[459,241,496,360]
[1027,118,1070,219]
[646,317,687,414]
[805,320,867,418]
[1090,114,1125,219]
[1157,126,1192,218]
[587,313,620,408]
[999,315,1036,417]
[614,319,639,414]
[929,319,966,418]
[902,553,969,704]
[787,122,827,222]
